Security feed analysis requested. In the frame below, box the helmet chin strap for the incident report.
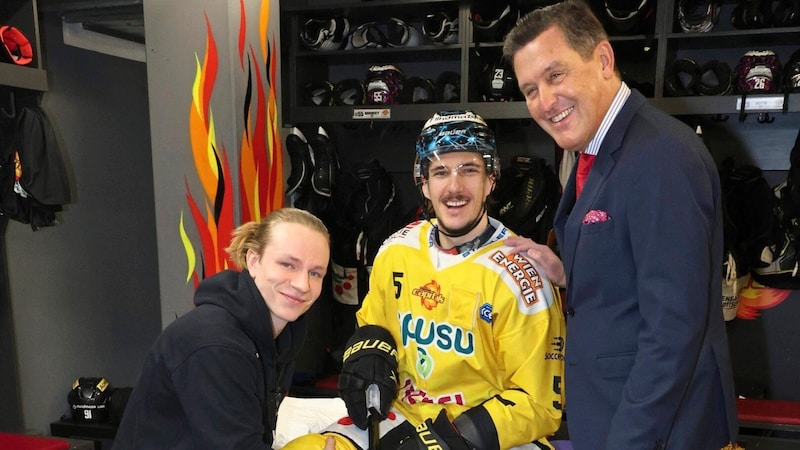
[433,200,489,240]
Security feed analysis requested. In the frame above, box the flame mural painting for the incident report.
[180,0,283,286]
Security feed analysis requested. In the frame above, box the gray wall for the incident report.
[5,11,161,434]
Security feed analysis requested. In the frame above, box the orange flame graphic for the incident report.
[736,277,791,319]
[181,0,283,286]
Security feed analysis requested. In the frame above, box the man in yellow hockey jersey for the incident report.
[284,110,566,450]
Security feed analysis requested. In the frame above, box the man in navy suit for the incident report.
[501,1,740,448]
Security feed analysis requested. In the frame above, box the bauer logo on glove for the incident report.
[343,336,399,361]
[339,325,399,429]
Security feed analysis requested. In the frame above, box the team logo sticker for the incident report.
[412,280,445,310]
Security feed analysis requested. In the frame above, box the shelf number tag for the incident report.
[353,108,391,120]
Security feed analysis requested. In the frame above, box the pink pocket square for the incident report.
[583,209,611,224]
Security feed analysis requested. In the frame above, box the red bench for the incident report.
[0,432,70,450]
[737,398,800,433]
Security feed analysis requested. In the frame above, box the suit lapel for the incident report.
[555,89,648,280]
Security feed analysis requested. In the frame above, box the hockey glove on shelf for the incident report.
[338,325,398,430]
[397,409,472,450]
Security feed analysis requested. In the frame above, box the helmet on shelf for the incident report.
[365,64,406,105]
[332,78,366,106]
[67,377,113,423]
[435,71,461,103]
[783,48,800,93]
[384,18,423,47]
[697,60,733,95]
[735,50,781,94]
[677,0,721,32]
[730,0,774,29]
[773,0,800,27]
[470,0,520,43]
[400,76,436,104]
[422,9,459,44]
[0,25,33,65]
[479,56,519,101]
[604,0,656,34]
[301,80,334,106]
[664,57,700,96]
[299,16,350,51]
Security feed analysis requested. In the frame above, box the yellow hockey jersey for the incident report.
[356,217,566,449]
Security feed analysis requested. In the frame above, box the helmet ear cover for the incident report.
[0,25,33,65]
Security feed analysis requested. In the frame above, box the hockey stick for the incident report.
[367,384,381,450]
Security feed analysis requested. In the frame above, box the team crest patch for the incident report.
[479,303,492,324]
[412,280,445,310]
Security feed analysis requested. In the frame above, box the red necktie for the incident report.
[576,153,595,198]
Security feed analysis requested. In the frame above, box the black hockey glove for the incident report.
[397,409,472,450]
[338,325,398,430]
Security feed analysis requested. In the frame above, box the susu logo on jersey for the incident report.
[412,280,445,310]
[490,250,543,308]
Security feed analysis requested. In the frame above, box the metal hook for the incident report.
[757,113,774,124]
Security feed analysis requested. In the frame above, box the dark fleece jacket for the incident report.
[113,270,308,450]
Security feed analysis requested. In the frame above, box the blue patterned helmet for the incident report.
[414,110,499,186]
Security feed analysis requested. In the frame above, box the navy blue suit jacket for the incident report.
[554,90,738,449]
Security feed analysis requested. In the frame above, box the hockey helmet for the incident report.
[365,64,405,105]
[735,50,781,93]
[332,78,366,106]
[68,377,112,423]
[784,48,800,92]
[302,80,334,106]
[677,0,721,32]
[605,0,656,34]
[697,60,733,95]
[346,22,388,49]
[480,56,519,101]
[414,110,500,187]
[773,0,800,27]
[0,25,33,65]
[422,9,459,44]
[664,57,701,96]
[300,16,350,51]
[400,76,436,104]
[435,71,461,103]
[731,0,774,29]
[470,0,520,43]
[384,18,422,47]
